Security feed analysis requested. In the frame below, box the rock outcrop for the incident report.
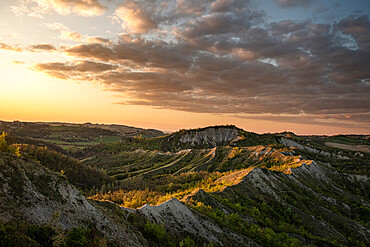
[178,127,239,148]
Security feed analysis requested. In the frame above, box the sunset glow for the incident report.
[1,0,369,134]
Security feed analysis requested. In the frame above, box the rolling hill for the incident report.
[0,123,369,246]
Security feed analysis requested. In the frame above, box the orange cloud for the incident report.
[10,0,106,18]
[86,37,110,44]
[29,44,57,51]
[0,43,22,52]
[115,2,157,34]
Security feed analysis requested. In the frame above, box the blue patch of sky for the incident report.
[255,0,370,24]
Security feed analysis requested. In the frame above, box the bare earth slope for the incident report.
[0,153,143,247]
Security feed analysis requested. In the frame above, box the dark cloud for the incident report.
[32,1,370,131]
[34,60,118,79]
[29,44,56,51]
[274,0,316,8]
[336,15,370,51]
[181,12,253,38]
[211,0,250,13]
[64,43,116,61]
[270,20,309,34]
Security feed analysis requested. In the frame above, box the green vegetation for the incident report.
[325,135,369,145]
[143,221,169,246]
[296,149,370,176]
[0,121,149,152]
[1,122,369,247]
[125,215,215,247]
[0,132,20,156]
[91,171,235,208]
[233,130,277,147]
[17,144,110,193]
[0,221,116,247]
[191,201,302,247]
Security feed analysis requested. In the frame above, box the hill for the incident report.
[0,120,165,151]
[0,152,144,246]
[0,124,369,246]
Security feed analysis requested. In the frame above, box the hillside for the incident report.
[82,125,277,155]
[0,120,165,151]
[82,126,369,246]
[0,152,144,246]
[0,125,369,246]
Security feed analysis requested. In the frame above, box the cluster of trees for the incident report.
[17,144,110,193]
[190,200,302,247]
[126,213,215,247]
[232,131,277,147]
[143,221,212,247]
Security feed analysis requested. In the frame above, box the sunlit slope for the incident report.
[83,145,311,182]
[83,126,369,246]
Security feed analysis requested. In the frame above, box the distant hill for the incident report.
[84,125,277,154]
[0,120,165,151]
[78,122,164,138]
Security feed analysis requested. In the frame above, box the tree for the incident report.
[0,132,20,156]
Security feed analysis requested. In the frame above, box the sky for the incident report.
[0,0,369,134]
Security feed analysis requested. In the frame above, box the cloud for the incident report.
[1,42,57,53]
[29,44,56,51]
[10,0,106,18]
[29,1,370,130]
[270,20,309,34]
[336,15,370,51]
[274,0,316,8]
[44,22,109,43]
[33,60,118,79]
[64,43,116,61]
[44,22,83,41]
[0,43,23,52]
[86,37,111,44]
[211,0,250,13]
[13,61,26,64]
[114,1,157,34]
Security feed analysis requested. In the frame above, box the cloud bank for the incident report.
[19,0,370,129]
